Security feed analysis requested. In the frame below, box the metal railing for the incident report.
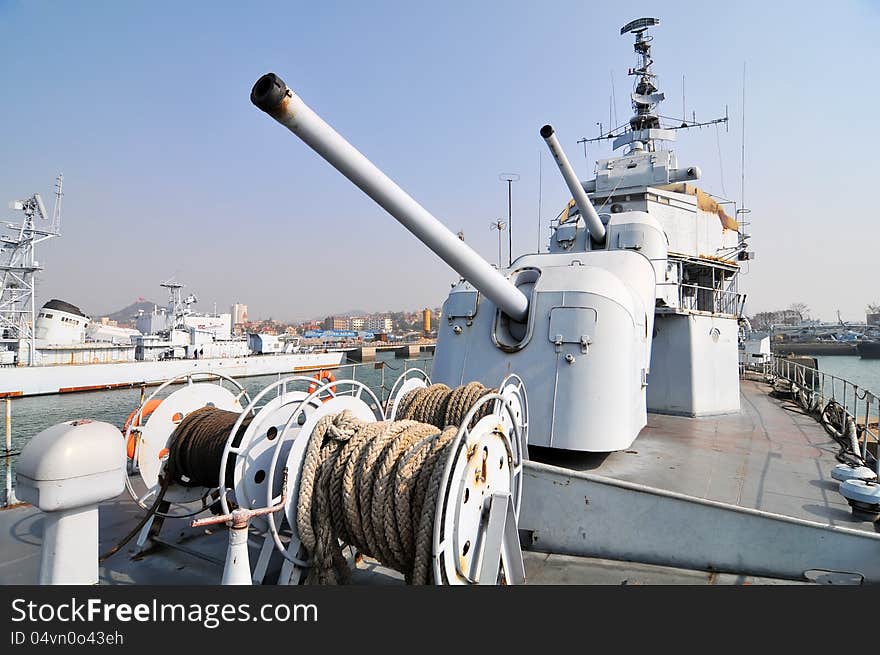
[743,355,880,474]
[678,283,742,315]
[2,399,16,506]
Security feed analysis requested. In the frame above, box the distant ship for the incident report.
[0,181,342,397]
[857,340,880,359]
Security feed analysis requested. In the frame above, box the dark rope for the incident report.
[101,407,250,563]
[166,407,253,488]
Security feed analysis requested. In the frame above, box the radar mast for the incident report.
[580,19,728,154]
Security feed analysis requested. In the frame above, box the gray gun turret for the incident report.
[250,16,745,453]
[251,72,668,453]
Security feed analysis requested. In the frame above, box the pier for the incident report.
[343,341,436,362]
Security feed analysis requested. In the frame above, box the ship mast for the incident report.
[0,175,63,365]
[579,18,728,154]
[626,17,664,148]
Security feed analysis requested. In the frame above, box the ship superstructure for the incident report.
[555,17,753,417]
[428,18,752,450]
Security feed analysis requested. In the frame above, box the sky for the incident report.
[1,0,878,322]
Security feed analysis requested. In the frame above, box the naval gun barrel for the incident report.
[540,125,606,243]
[251,73,530,323]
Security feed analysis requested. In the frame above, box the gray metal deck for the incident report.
[0,500,801,585]
[531,377,875,533]
[0,377,866,585]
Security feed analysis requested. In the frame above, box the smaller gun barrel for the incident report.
[251,73,529,323]
[540,125,606,243]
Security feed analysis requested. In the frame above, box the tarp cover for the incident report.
[658,183,739,231]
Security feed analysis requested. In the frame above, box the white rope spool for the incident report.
[123,372,250,519]
[218,375,330,519]
[431,390,526,585]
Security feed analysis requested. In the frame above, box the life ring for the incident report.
[308,369,337,398]
[123,399,162,459]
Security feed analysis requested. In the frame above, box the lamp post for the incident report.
[498,173,519,267]
[489,219,507,268]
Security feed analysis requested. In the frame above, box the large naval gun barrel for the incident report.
[250,73,530,323]
[540,125,606,243]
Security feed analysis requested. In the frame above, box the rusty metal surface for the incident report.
[531,378,874,532]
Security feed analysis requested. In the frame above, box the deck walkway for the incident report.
[531,377,877,533]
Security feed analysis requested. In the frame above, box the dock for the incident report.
[343,341,435,362]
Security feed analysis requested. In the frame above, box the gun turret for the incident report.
[540,125,606,244]
[250,73,530,323]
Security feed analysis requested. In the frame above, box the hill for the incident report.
[93,300,159,326]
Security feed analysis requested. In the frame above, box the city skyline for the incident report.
[2,2,879,321]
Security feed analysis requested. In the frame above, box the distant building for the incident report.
[348,316,366,331]
[366,316,393,333]
[868,313,880,327]
[231,303,248,325]
[323,316,349,331]
[751,309,804,331]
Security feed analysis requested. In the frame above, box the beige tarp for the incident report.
[658,183,739,231]
[556,183,738,231]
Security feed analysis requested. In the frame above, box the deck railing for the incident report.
[742,355,880,474]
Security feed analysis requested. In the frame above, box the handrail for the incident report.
[742,354,880,474]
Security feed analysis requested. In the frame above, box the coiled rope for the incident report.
[166,407,254,488]
[102,406,250,561]
[395,381,495,429]
[818,399,867,466]
[296,382,499,585]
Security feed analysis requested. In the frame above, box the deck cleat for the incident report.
[839,479,880,518]
[831,463,877,483]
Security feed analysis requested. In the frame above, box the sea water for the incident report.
[815,355,880,396]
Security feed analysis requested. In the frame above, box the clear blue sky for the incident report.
[2,0,878,322]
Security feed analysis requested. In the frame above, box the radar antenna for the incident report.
[578,19,728,153]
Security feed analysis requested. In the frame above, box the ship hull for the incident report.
[857,341,880,359]
[0,351,345,397]
[772,341,857,356]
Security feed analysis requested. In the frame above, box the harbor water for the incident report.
[1,352,433,497]
[814,355,880,398]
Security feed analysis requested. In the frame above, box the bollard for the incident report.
[16,420,126,584]
[192,470,287,585]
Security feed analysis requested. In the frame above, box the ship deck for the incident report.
[531,377,877,534]
[0,376,867,585]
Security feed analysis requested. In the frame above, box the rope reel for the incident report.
[117,367,529,586]
[124,372,251,518]
[275,374,529,585]
[432,390,525,584]
[218,375,332,520]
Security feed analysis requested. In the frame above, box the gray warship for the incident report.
[3,17,879,586]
